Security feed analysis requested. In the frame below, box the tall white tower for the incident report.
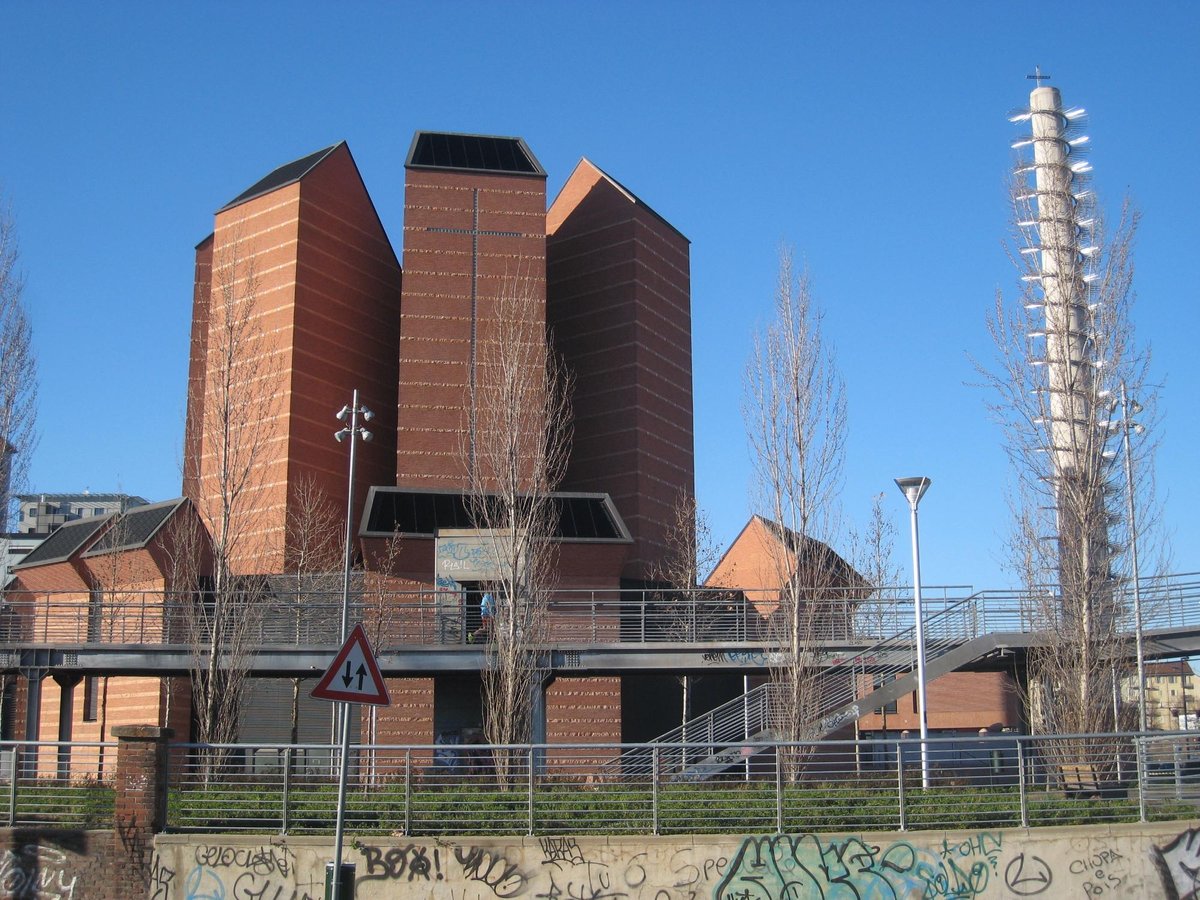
[1010,78,1115,612]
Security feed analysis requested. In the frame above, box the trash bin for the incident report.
[325,861,355,899]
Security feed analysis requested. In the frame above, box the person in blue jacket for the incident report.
[471,591,495,643]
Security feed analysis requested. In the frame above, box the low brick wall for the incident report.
[0,829,113,900]
[145,821,1200,900]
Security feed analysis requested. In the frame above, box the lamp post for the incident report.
[1119,380,1146,734]
[331,390,373,900]
[895,476,932,790]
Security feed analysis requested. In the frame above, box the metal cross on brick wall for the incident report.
[427,188,522,471]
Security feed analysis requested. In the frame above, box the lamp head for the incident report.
[334,429,349,443]
[362,407,375,422]
[361,429,373,443]
[895,476,932,508]
[336,405,351,422]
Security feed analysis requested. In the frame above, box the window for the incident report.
[873,674,898,715]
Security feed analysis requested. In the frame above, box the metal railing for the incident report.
[4,573,1199,651]
[8,731,1199,833]
[601,592,996,778]
[161,731,1199,836]
[0,740,116,827]
[0,585,968,649]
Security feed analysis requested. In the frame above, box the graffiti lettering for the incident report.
[537,861,627,900]
[940,832,1003,862]
[1155,828,1200,900]
[542,837,587,867]
[362,844,443,882]
[1004,853,1053,896]
[670,847,727,887]
[1071,847,1128,895]
[232,872,318,900]
[185,865,227,900]
[150,852,177,900]
[623,852,647,889]
[716,833,990,900]
[816,705,860,734]
[195,845,293,878]
[456,846,527,897]
[701,651,787,666]
[0,846,79,900]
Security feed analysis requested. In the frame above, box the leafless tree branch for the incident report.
[465,265,573,787]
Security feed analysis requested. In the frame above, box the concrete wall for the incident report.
[143,822,1200,900]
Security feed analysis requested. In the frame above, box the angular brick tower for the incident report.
[396,132,548,487]
[184,143,402,573]
[546,160,693,583]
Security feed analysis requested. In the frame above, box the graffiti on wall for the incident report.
[142,826,1200,900]
[1155,827,1200,900]
[715,833,1000,900]
[171,842,324,900]
[0,846,80,900]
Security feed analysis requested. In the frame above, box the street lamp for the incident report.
[895,476,932,790]
[1119,380,1146,734]
[335,390,374,644]
[331,389,373,900]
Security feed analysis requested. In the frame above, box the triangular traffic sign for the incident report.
[311,622,391,706]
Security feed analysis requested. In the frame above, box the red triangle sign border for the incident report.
[311,622,391,706]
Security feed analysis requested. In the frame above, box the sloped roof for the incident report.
[548,157,689,243]
[1146,661,1196,677]
[15,515,112,569]
[83,497,188,556]
[218,143,342,212]
[706,514,866,591]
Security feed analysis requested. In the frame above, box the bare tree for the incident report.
[282,474,343,744]
[465,269,572,786]
[0,198,37,743]
[847,493,902,641]
[181,228,283,769]
[650,489,722,733]
[743,249,848,776]
[983,88,1160,746]
[845,493,902,740]
[0,195,37,532]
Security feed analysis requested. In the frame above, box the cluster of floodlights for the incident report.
[335,400,374,443]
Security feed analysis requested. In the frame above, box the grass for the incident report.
[160,775,1169,836]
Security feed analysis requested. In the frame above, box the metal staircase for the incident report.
[601,592,1024,780]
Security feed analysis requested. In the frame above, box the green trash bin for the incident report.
[325,861,355,899]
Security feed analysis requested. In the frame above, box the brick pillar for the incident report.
[112,725,173,897]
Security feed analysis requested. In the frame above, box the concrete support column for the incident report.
[53,674,80,779]
[19,668,44,778]
[112,724,173,897]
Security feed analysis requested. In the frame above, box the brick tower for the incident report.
[184,142,402,573]
[396,132,548,488]
[547,160,693,583]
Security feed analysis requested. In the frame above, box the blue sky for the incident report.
[2,2,1197,590]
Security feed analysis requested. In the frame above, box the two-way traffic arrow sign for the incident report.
[311,622,390,706]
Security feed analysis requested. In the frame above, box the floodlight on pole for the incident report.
[330,388,373,900]
[895,476,932,790]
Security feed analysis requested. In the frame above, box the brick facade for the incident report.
[185,143,401,573]
[397,163,547,488]
[112,725,172,898]
[547,161,693,583]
